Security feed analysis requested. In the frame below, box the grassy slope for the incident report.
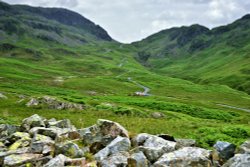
[133,16,250,94]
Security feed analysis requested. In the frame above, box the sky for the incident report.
[4,0,250,43]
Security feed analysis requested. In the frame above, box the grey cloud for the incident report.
[3,0,250,43]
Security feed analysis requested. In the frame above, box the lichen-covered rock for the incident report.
[0,124,19,139]
[48,119,76,130]
[7,132,30,144]
[98,151,129,167]
[30,134,55,154]
[9,138,30,150]
[65,157,86,166]
[128,151,149,167]
[213,141,236,161]
[175,139,196,149]
[238,140,250,154]
[222,154,250,167]
[153,147,212,167]
[131,133,152,147]
[21,114,46,132]
[43,154,68,167]
[95,136,131,161]
[3,153,43,166]
[55,141,84,158]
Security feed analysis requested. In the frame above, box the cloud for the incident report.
[3,0,250,43]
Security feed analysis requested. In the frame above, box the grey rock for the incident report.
[128,151,149,167]
[131,133,152,147]
[222,154,250,167]
[30,134,54,154]
[7,132,30,144]
[64,157,86,166]
[239,140,250,154]
[153,147,212,167]
[26,98,39,106]
[0,124,19,139]
[3,153,43,166]
[175,139,196,149]
[43,154,68,167]
[55,141,84,158]
[21,114,46,132]
[214,141,236,161]
[157,134,175,142]
[151,112,165,119]
[48,119,75,129]
[98,151,129,167]
[95,136,131,161]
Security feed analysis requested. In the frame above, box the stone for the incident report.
[175,139,196,149]
[213,141,236,161]
[222,154,250,167]
[3,153,43,166]
[30,134,54,154]
[9,138,30,150]
[131,134,176,162]
[0,92,7,99]
[153,147,212,167]
[7,132,30,144]
[55,141,84,158]
[43,154,68,167]
[21,114,46,131]
[0,124,19,139]
[65,157,86,166]
[79,119,129,153]
[131,133,152,147]
[128,151,149,167]
[26,98,39,107]
[151,112,165,119]
[95,136,131,161]
[48,119,75,129]
[98,151,129,167]
[29,127,58,139]
[239,140,250,154]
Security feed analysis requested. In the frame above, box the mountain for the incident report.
[0,1,112,47]
[0,1,250,152]
[133,15,250,94]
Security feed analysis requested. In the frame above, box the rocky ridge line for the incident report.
[0,114,249,167]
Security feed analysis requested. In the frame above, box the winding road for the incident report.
[216,104,250,113]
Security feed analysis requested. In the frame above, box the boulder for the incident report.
[213,141,236,161]
[26,98,39,106]
[128,151,149,167]
[21,114,46,132]
[55,141,84,158]
[29,134,55,154]
[175,139,196,149]
[95,136,131,161]
[153,147,212,167]
[79,119,129,153]
[222,154,250,167]
[43,154,68,167]
[98,151,129,167]
[151,112,165,119]
[239,140,250,154]
[0,124,19,139]
[65,157,86,166]
[131,134,176,162]
[7,132,30,144]
[48,119,75,129]
[3,153,43,166]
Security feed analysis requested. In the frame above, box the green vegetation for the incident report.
[0,1,249,149]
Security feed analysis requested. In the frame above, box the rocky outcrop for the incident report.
[0,114,249,166]
[26,96,84,110]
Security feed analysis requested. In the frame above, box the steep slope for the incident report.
[133,15,250,93]
[0,1,112,47]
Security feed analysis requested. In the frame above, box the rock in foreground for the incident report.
[0,114,248,166]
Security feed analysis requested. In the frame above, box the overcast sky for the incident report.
[4,0,250,43]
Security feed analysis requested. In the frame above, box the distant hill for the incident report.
[133,15,250,94]
[0,1,112,47]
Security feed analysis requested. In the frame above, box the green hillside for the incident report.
[133,15,250,94]
[0,1,250,148]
